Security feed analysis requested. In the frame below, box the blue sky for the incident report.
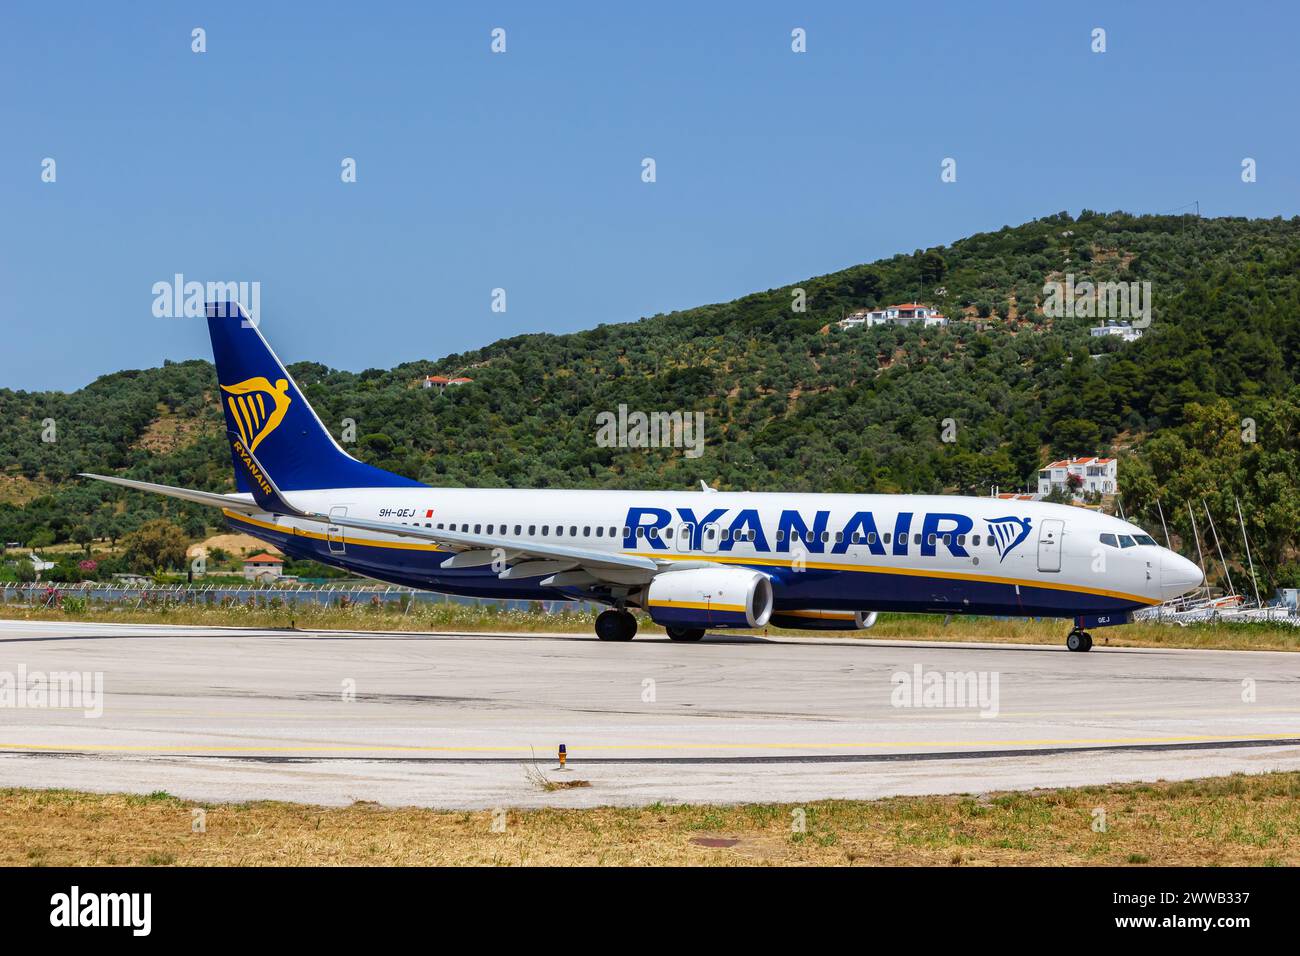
[2,0,1297,391]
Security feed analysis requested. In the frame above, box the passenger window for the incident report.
[1118,535,1136,548]
[956,534,964,545]
[486,525,493,535]
[542,525,549,535]
[622,527,630,537]
[1099,533,1117,548]
[514,525,521,535]
[596,527,604,538]
[611,527,618,538]
[648,527,659,539]
[883,533,891,545]
[528,525,536,535]
[636,527,645,538]
[914,533,922,545]
[972,534,979,546]
[556,526,564,537]
[776,530,785,543]
[570,526,577,536]
[927,534,936,546]
[583,526,590,536]
[867,532,877,544]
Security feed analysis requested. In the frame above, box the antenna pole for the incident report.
[1203,499,1235,597]
[1235,496,1263,608]
[1186,502,1208,590]
[1156,499,1171,549]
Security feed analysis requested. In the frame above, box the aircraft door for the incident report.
[1037,518,1063,572]
[328,506,347,555]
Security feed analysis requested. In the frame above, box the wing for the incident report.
[296,511,662,584]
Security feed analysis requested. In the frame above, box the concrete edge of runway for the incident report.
[5,617,1299,659]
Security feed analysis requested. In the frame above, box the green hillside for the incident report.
[4,210,1300,588]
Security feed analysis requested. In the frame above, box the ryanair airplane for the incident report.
[84,303,1203,650]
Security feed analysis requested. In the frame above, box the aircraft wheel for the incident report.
[596,609,637,642]
[1080,631,1094,652]
[1066,630,1086,652]
[666,626,706,642]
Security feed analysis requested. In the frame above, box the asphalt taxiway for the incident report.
[0,620,1297,808]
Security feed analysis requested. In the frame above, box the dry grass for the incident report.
[1,602,1298,651]
[4,772,1299,866]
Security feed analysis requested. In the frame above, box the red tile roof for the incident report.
[244,553,283,565]
[1044,457,1115,469]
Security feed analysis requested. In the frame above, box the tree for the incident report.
[121,519,189,573]
[920,251,947,287]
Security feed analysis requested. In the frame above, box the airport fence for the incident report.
[0,581,601,616]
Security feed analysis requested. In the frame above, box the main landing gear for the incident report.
[665,626,706,642]
[1066,628,1094,652]
[595,609,638,642]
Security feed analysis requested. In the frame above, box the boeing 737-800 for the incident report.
[84,303,1203,650]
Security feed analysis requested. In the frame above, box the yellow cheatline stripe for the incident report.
[224,510,446,553]
[648,599,746,613]
[226,511,1153,606]
[1,732,1297,755]
[628,551,1160,606]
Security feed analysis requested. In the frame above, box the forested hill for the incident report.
[4,210,1300,582]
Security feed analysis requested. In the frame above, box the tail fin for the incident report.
[206,301,423,492]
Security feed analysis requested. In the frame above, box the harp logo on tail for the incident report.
[221,377,292,452]
[986,516,1032,563]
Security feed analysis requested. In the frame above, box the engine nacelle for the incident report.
[769,610,878,631]
[644,567,774,629]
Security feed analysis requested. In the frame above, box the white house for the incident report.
[1037,457,1118,497]
[1090,320,1143,342]
[838,303,948,330]
[242,552,285,583]
[421,375,474,392]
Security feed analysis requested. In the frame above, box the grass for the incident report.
[1,600,1299,651]
[3,772,1299,866]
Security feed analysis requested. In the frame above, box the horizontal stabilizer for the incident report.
[80,474,261,513]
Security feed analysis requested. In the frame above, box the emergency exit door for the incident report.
[1037,519,1063,572]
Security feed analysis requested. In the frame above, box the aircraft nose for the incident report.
[1160,551,1203,599]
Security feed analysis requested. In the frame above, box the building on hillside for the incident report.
[421,375,474,393]
[838,303,948,330]
[1037,457,1118,498]
[242,552,285,583]
[1090,320,1143,342]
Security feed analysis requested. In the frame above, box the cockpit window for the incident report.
[1133,534,1157,546]
[1118,535,1136,548]
[1099,533,1117,547]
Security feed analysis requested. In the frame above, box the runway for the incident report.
[1,620,1298,808]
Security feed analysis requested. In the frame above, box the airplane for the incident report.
[83,302,1204,651]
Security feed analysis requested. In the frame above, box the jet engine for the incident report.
[643,567,774,629]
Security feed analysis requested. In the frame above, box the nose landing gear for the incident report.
[1066,628,1093,652]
